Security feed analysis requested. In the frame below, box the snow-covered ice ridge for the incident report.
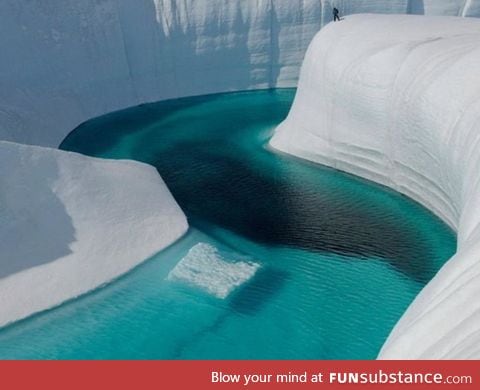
[2,0,480,147]
[270,14,480,359]
[0,141,188,327]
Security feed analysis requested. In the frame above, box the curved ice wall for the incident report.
[271,14,480,359]
[2,0,480,147]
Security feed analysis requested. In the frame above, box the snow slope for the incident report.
[270,14,480,359]
[0,141,188,327]
[2,0,480,147]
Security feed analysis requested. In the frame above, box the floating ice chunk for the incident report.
[167,243,260,299]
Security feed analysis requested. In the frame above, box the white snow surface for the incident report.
[270,14,480,359]
[167,243,260,299]
[2,0,480,146]
[0,141,188,327]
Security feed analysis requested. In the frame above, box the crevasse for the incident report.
[2,1,480,357]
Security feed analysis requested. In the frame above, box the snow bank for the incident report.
[270,14,480,359]
[2,0,480,147]
[0,141,188,327]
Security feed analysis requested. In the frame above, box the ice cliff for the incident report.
[271,14,480,359]
[0,141,187,326]
[2,0,480,147]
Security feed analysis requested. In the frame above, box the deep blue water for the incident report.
[0,89,455,359]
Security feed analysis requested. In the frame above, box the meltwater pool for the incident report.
[0,89,455,359]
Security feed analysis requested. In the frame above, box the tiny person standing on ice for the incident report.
[333,7,340,22]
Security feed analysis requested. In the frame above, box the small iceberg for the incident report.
[167,243,260,299]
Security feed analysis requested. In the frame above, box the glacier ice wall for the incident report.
[270,14,480,359]
[2,0,480,147]
[0,140,188,327]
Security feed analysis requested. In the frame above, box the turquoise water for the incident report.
[0,89,455,359]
